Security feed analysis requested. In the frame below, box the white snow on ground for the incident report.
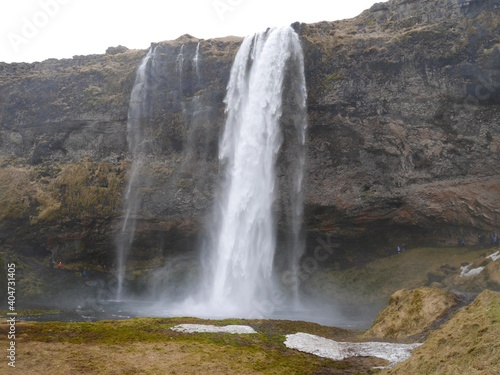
[284,333,421,368]
[487,251,500,262]
[460,264,485,278]
[459,251,500,277]
[170,324,257,334]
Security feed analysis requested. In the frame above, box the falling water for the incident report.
[285,47,308,307]
[205,26,307,316]
[174,42,206,171]
[115,48,154,300]
[193,42,200,78]
[176,44,185,74]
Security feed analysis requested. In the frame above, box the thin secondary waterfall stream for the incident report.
[115,47,154,301]
[204,25,307,316]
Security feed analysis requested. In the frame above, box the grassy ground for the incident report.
[383,289,500,375]
[1,290,497,374]
[0,317,385,375]
[0,246,498,373]
[308,246,487,305]
[363,288,458,340]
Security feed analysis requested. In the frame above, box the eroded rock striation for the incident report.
[0,0,499,264]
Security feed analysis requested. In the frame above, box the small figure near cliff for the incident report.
[397,246,401,254]
[493,234,499,246]
[478,234,486,245]
[458,239,465,247]
[57,261,63,269]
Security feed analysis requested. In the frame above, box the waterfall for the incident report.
[205,26,307,316]
[193,42,200,78]
[115,47,154,301]
[284,50,308,307]
[114,31,307,317]
[176,44,185,74]
[174,42,205,171]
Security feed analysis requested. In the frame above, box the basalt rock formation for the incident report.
[300,0,500,248]
[0,0,499,266]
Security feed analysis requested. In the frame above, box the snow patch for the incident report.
[170,324,257,334]
[460,264,485,278]
[284,332,421,368]
[487,251,500,262]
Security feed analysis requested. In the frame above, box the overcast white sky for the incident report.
[1,0,380,63]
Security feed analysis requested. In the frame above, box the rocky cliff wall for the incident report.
[0,35,242,262]
[299,0,500,246]
[0,0,499,264]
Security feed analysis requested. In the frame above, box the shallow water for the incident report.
[18,299,376,330]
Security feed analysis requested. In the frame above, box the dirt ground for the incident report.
[5,341,268,375]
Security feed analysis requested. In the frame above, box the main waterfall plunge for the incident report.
[203,26,307,316]
[116,26,308,319]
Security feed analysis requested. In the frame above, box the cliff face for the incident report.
[300,0,500,244]
[0,36,242,262]
[0,0,499,263]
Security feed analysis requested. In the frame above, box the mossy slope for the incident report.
[363,287,458,340]
[384,289,500,375]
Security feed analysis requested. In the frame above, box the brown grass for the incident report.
[364,287,458,340]
[383,290,500,375]
[0,318,378,374]
[0,160,124,224]
[8,341,266,375]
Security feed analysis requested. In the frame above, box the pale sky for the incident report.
[1,0,380,63]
